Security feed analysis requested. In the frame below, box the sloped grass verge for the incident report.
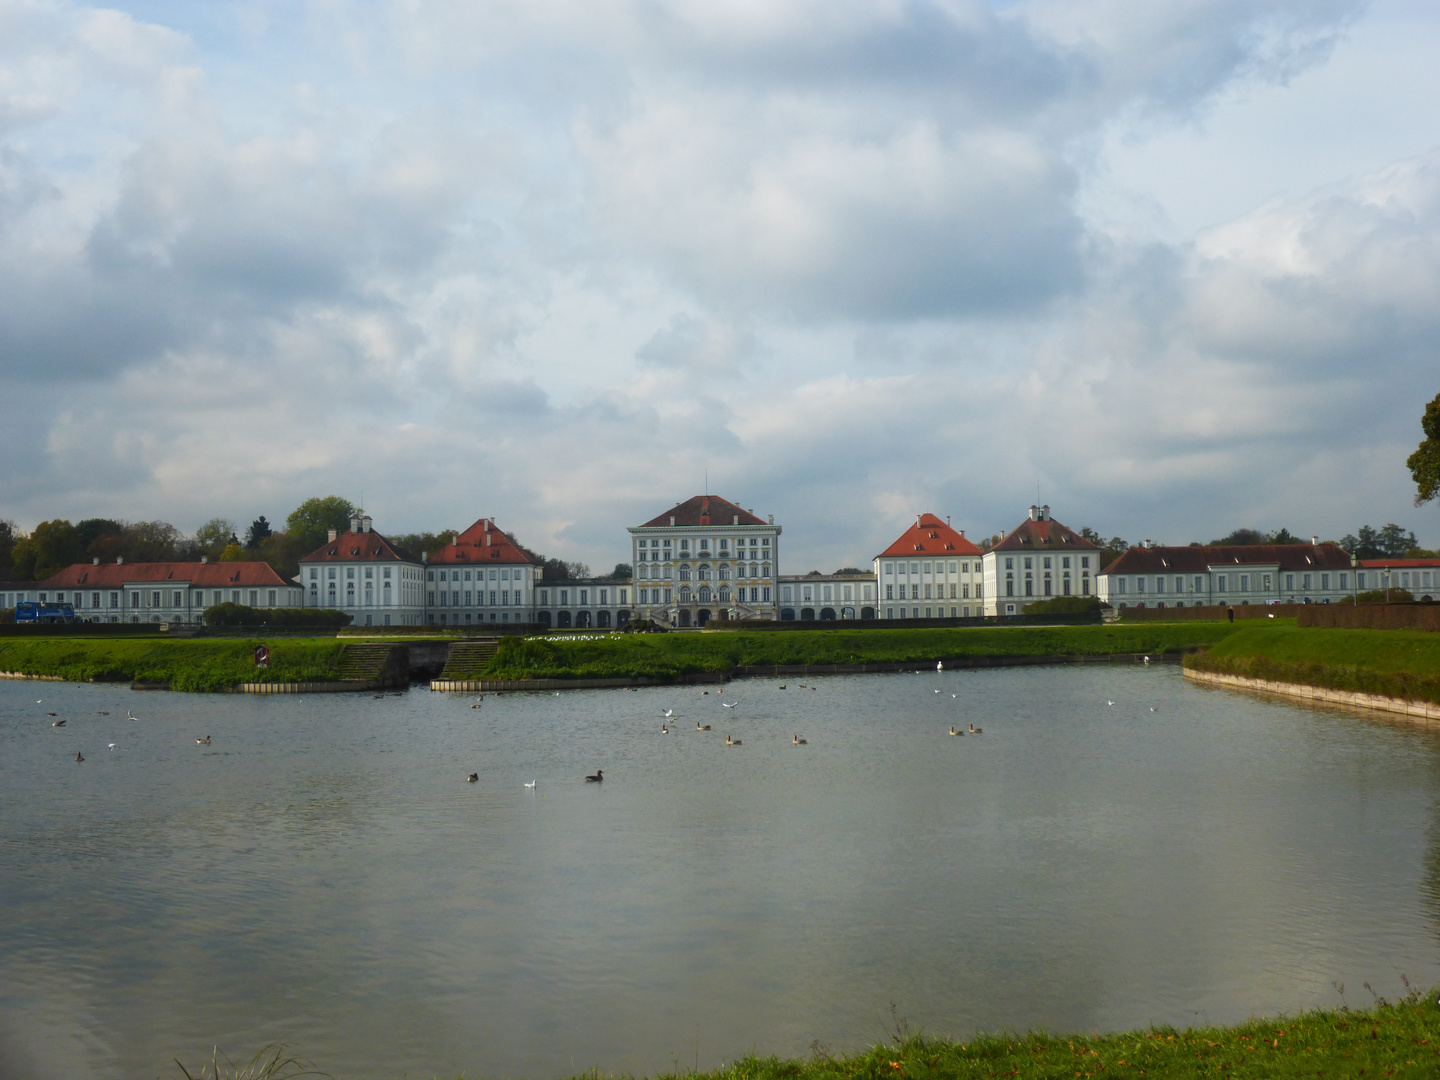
[1185,625,1440,706]
[486,624,1236,680]
[0,638,346,692]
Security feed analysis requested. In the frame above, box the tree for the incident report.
[388,531,457,561]
[1376,523,1417,559]
[245,516,273,548]
[1211,528,1267,546]
[76,518,124,553]
[1267,527,1304,545]
[125,520,182,562]
[610,563,633,580]
[285,497,357,554]
[193,518,237,558]
[218,542,248,562]
[11,520,82,579]
[1408,390,1440,505]
[0,519,16,574]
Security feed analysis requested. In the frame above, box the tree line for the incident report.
[0,496,625,583]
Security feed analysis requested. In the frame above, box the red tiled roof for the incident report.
[876,513,982,558]
[1103,544,1354,575]
[1358,558,1440,568]
[639,495,768,529]
[300,529,412,564]
[41,561,293,588]
[428,518,532,565]
[992,514,1098,552]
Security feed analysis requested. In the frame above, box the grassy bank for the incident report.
[1185,624,1440,705]
[177,992,1440,1079]
[0,637,345,692]
[486,624,1236,680]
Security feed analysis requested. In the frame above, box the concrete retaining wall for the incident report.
[1183,666,1440,721]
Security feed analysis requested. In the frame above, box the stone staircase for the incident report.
[336,643,406,686]
[439,638,500,680]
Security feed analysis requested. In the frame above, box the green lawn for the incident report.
[0,637,345,692]
[1186,624,1440,704]
[621,993,1440,1080]
[485,624,1235,680]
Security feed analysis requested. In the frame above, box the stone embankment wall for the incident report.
[1183,667,1440,721]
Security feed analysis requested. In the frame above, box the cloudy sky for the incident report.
[2,0,1438,571]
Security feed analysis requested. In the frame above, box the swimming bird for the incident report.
[470,702,482,709]
[585,769,603,782]
[934,689,941,693]
[75,752,84,763]
[721,701,737,708]
[661,723,669,734]
[553,691,561,696]
[968,723,983,734]
[937,661,943,672]
[196,736,210,745]
[108,743,117,750]
[51,719,66,727]
[467,773,479,782]
[725,735,742,746]
[701,690,709,695]
[524,780,537,789]
[1106,700,1115,706]
[695,721,711,731]
[1143,655,1151,664]
[127,709,137,720]
[98,711,109,715]
[949,726,964,736]
[47,711,57,716]
[778,685,786,690]
[372,693,384,699]
[662,708,677,718]
[1149,706,1158,712]
[793,734,807,745]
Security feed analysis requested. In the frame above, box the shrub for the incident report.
[1022,595,1104,615]
[1340,588,1415,605]
[203,603,351,628]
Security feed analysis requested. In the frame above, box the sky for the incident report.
[2,0,1438,572]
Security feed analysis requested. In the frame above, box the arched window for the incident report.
[680,586,692,603]
[718,587,730,602]
[698,565,711,581]
[718,567,730,580]
[699,586,712,602]
[679,567,690,581]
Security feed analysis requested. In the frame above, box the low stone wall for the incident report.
[432,672,728,692]
[1183,667,1440,721]
[237,681,377,694]
[0,671,66,681]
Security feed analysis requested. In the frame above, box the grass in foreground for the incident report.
[175,991,1440,1079]
[485,624,1238,680]
[1186,624,1440,705]
[0,637,345,691]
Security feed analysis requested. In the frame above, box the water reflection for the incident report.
[2,666,1439,1079]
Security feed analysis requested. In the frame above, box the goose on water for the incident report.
[793,734,807,745]
[467,773,479,782]
[725,735,742,746]
[51,719,66,727]
[98,711,109,715]
[75,752,84,762]
[524,780,537,789]
[196,736,210,745]
[585,769,604,782]
[696,721,711,731]
[969,723,983,735]
[661,723,670,734]
[949,726,964,736]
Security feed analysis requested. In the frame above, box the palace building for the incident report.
[1099,540,1358,607]
[874,513,984,620]
[628,495,780,627]
[39,558,302,624]
[980,506,1100,616]
[297,512,427,626]
[422,517,539,627]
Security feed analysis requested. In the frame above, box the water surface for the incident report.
[2,665,1438,1079]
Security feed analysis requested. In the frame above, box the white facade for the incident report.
[981,506,1100,616]
[876,557,984,619]
[298,514,427,627]
[1098,542,1358,608]
[533,579,634,629]
[778,572,878,620]
[38,559,303,624]
[629,495,781,627]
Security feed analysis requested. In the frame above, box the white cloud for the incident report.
[0,0,1438,570]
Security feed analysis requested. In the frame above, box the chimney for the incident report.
[116,556,123,565]
[201,555,208,564]
[1041,505,1050,521]
[328,528,338,543]
[959,529,965,537]
[1029,505,1040,521]
[350,513,362,533]
[422,551,428,564]
[92,557,99,566]
[917,514,922,527]
[361,514,372,533]
[768,514,774,525]
[1311,535,1319,545]
[484,520,490,532]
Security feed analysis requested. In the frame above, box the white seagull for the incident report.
[524,780,537,789]
[721,701,738,708]
[662,708,677,718]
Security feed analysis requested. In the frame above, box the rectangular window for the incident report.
[1262,575,1271,591]
[1217,575,1227,592]
[269,590,276,606]
[248,590,257,606]
[427,591,435,606]
[1136,578,1145,594]
[962,584,969,599]
[1357,573,1366,589]
[1340,573,1349,590]
[763,587,771,601]
[1302,574,1312,589]
[489,591,497,605]
[1321,573,1330,590]
[923,584,932,599]
[151,591,160,607]
[1239,575,1249,592]
[1118,579,1127,594]
[1155,578,1164,593]
[1195,576,1204,592]
[885,585,893,600]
